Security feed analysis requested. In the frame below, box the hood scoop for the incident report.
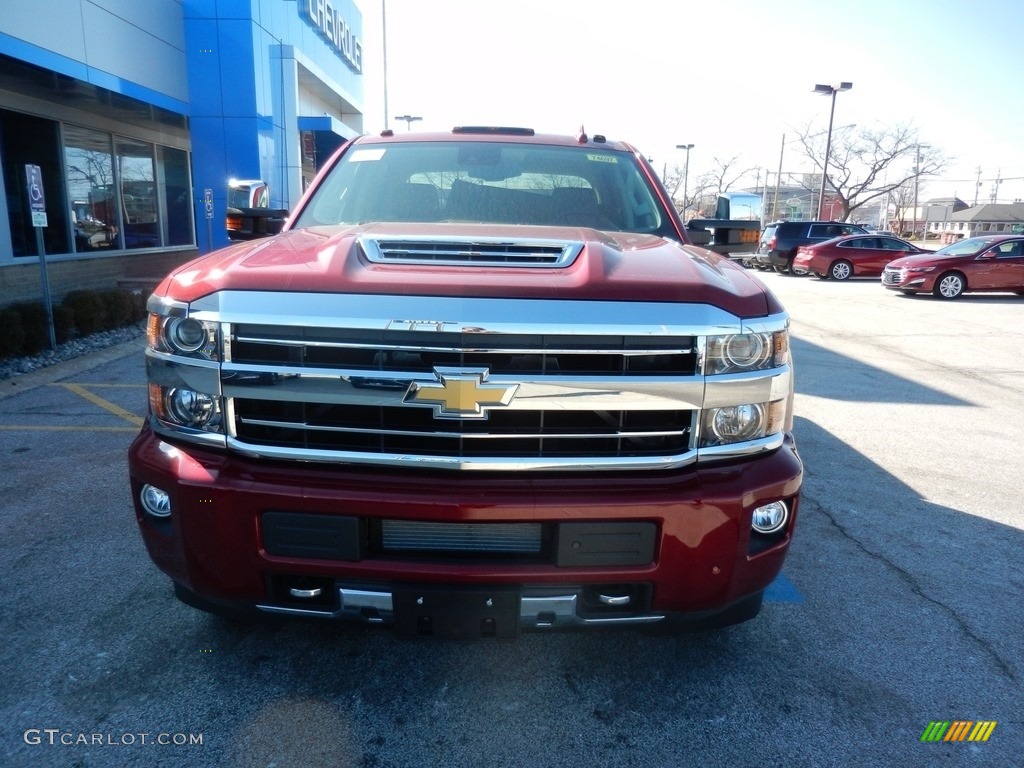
[359,235,584,268]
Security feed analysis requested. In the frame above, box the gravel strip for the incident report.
[0,322,146,381]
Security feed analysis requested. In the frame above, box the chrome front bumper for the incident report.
[256,586,667,631]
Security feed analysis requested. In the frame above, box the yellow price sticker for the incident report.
[586,154,618,164]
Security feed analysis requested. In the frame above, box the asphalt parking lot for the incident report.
[1,269,1021,767]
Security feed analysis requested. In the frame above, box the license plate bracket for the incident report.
[393,587,519,639]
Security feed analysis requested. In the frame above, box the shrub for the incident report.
[61,290,107,335]
[9,301,50,354]
[128,290,148,323]
[0,311,25,357]
[98,289,135,329]
[0,308,26,359]
[53,305,74,344]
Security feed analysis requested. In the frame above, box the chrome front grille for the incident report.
[882,268,904,285]
[232,399,692,458]
[157,289,787,470]
[222,318,700,467]
[230,325,697,375]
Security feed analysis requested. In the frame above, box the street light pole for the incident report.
[382,0,389,130]
[395,115,422,131]
[676,143,694,218]
[772,133,785,222]
[813,82,852,220]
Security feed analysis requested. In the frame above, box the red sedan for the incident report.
[882,235,1024,298]
[793,234,927,280]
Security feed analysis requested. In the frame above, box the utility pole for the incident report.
[990,170,1002,203]
[912,144,922,240]
[974,167,982,207]
[675,144,694,219]
[772,133,784,221]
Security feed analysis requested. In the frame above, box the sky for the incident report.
[357,0,1024,207]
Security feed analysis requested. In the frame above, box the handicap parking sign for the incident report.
[26,164,47,227]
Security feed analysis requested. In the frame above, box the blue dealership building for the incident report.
[0,0,366,304]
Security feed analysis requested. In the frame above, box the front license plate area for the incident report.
[393,587,519,639]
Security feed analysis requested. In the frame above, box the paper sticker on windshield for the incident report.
[349,148,386,162]
[586,154,618,164]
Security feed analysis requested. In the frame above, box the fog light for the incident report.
[751,501,788,535]
[140,484,171,518]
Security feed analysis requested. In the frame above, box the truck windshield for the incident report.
[292,141,672,236]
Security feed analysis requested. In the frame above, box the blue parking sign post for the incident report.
[25,164,56,350]
[204,188,214,253]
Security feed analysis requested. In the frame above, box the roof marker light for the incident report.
[452,126,535,136]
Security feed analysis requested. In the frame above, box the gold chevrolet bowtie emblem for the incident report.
[404,367,518,419]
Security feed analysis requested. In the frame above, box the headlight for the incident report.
[150,384,223,432]
[165,388,218,427]
[708,403,765,444]
[907,266,935,273]
[705,330,788,375]
[166,317,207,353]
[700,399,787,448]
[147,313,220,360]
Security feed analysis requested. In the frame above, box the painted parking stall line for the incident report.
[0,382,145,432]
[56,383,145,427]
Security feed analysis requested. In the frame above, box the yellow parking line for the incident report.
[57,383,145,427]
[62,383,146,388]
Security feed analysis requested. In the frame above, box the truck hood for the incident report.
[155,223,777,318]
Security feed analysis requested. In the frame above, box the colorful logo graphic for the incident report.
[920,721,997,743]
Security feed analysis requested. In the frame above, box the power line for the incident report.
[936,175,1024,183]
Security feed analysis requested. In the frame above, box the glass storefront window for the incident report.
[4,115,194,260]
[64,125,120,252]
[161,146,194,246]
[1,109,69,256]
[116,137,159,249]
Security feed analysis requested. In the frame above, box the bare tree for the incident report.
[678,157,757,219]
[687,173,719,218]
[705,155,757,199]
[660,163,718,219]
[665,156,760,219]
[794,123,948,221]
[661,162,686,206]
[888,180,916,236]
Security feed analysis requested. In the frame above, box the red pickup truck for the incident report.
[129,127,802,637]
